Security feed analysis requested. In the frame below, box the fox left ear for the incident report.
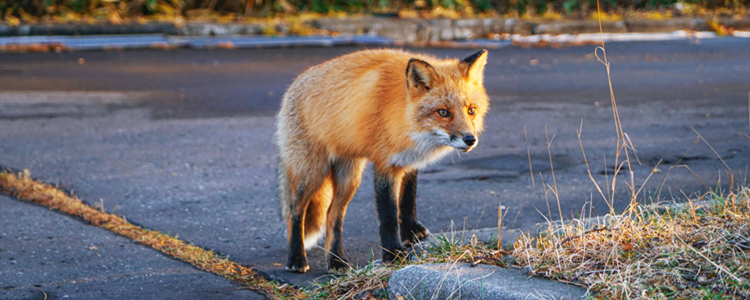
[459,49,488,82]
[406,58,437,92]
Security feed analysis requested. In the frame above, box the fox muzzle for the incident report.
[449,133,477,152]
[463,135,476,147]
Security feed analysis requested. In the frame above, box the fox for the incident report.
[276,48,489,273]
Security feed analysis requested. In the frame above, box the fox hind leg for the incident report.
[283,156,331,273]
[325,158,366,271]
[399,170,430,246]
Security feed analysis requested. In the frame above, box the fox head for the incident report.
[405,49,490,153]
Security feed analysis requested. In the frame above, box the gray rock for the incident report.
[626,18,707,32]
[308,17,532,43]
[717,16,750,30]
[0,22,179,36]
[180,22,264,36]
[533,20,626,34]
[308,17,424,43]
[388,263,587,300]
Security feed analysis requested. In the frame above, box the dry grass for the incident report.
[513,188,750,299]
[0,169,305,300]
[305,188,750,300]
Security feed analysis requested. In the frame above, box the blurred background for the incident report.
[2,0,746,24]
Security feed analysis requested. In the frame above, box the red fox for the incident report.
[276,49,489,272]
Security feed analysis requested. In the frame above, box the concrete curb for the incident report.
[0,22,179,36]
[2,16,748,42]
[388,263,587,300]
[0,34,396,52]
[0,34,520,52]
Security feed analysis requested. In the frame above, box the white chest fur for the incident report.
[389,131,453,169]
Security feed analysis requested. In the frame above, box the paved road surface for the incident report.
[1,38,748,296]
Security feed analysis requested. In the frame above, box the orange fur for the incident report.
[276,49,489,270]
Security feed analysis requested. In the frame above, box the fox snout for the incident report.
[449,133,478,152]
[463,135,476,146]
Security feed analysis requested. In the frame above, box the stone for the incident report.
[388,263,588,300]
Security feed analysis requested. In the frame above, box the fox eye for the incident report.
[468,107,476,115]
[437,109,450,117]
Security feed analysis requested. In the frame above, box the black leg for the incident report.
[399,170,430,245]
[286,211,309,272]
[374,170,404,262]
[286,184,311,273]
[399,170,418,224]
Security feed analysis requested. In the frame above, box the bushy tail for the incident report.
[302,180,332,249]
[278,164,332,250]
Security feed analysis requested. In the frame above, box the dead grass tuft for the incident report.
[0,169,304,300]
[512,187,750,299]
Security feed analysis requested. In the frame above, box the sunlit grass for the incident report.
[513,187,750,299]
[301,187,750,300]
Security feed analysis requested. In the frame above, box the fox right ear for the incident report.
[406,58,437,92]
[459,49,488,82]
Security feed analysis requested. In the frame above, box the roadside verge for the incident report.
[3,16,749,39]
[1,16,748,53]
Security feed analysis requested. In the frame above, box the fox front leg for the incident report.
[374,170,406,263]
[399,170,430,246]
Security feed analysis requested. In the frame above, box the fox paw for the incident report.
[327,257,351,272]
[401,221,431,246]
[285,255,309,273]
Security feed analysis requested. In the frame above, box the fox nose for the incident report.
[463,135,476,146]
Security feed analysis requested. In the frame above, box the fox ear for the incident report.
[406,58,437,92]
[459,49,488,82]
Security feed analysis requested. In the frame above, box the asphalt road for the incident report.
[1,38,749,296]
